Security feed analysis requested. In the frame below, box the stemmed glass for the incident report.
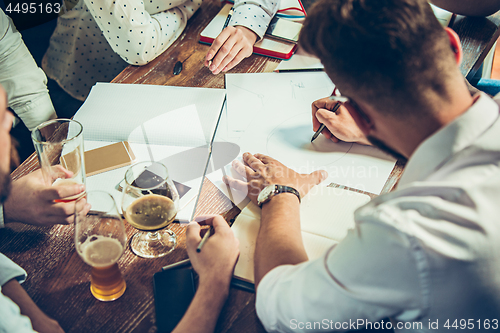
[121,161,179,258]
[74,191,127,301]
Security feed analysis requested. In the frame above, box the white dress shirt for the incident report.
[0,9,56,131]
[256,93,500,332]
[0,253,35,333]
[42,0,278,101]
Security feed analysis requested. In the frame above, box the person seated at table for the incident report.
[0,86,239,333]
[171,215,240,333]
[0,85,67,333]
[222,0,500,331]
[42,0,279,113]
[0,9,58,160]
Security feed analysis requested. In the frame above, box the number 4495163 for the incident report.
[444,319,499,330]
[5,2,61,14]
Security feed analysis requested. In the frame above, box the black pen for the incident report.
[311,95,349,143]
[223,7,234,30]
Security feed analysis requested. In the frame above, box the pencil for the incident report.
[196,227,212,252]
[162,258,191,271]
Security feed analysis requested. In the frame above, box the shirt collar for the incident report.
[398,92,499,187]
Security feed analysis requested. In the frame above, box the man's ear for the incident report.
[445,27,462,65]
[344,101,373,136]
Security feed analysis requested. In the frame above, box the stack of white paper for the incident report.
[73,83,226,221]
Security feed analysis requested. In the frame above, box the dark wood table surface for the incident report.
[1,1,499,332]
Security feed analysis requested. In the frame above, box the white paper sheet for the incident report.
[74,83,226,222]
[275,53,324,72]
[232,187,371,283]
[73,83,225,145]
[218,72,396,195]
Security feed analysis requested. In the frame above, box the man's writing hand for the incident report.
[312,97,370,145]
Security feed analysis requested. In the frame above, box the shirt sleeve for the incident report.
[229,0,280,40]
[255,221,426,333]
[0,253,27,287]
[0,288,35,333]
[83,0,202,65]
[0,9,57,131]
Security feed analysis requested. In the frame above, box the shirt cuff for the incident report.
[0,254,27,287]
[229,5,272,40]
[11,92,56,132]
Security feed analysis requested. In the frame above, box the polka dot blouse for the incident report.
[42,0,278,101]
[42,0,201,101]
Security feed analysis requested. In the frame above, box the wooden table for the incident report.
[453,11,500,79]
[1,2,499,332]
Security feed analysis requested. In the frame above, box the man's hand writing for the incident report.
[312,97,370,145]
[186,215,240,287]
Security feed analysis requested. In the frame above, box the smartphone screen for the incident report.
[265,17,302,43]
[153,267,196,333]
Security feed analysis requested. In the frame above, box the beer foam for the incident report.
[80,235,124,267]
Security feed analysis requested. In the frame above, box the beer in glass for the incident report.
[75,191,126,301]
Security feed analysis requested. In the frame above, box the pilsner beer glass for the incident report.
[122,161,179,258]
[32,119,86,202]
[75,191,127,301]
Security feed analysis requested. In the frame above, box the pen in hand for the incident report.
[310,95,349,143]
[208,7,234,68]
[196,226,213,252]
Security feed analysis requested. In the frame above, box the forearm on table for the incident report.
[254,194,307,287]
[172,280,230,333]
[1,279,46,330]
[84,0,200,65]
[230,0,280,39]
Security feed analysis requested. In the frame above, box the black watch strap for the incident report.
[275,185,301,203]
[258,184,301,207]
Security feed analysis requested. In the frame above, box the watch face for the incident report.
[258,185,276,204]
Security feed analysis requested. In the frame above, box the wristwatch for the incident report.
[257,184,301,208]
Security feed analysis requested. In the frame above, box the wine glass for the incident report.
[121,161,179,258]
[74,191,127,301]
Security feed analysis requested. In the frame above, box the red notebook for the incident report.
[199,4,298,60]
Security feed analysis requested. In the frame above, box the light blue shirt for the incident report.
[256,93,500,332]
[0,253,35,333]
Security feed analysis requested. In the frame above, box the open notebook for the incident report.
[231,186,371,291]
[72,83,226,221]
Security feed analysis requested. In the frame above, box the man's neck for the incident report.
[376,79,476,159]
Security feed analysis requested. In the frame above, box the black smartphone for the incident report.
[153,267,196,333]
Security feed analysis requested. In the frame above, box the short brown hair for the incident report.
[300,0,456,117]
